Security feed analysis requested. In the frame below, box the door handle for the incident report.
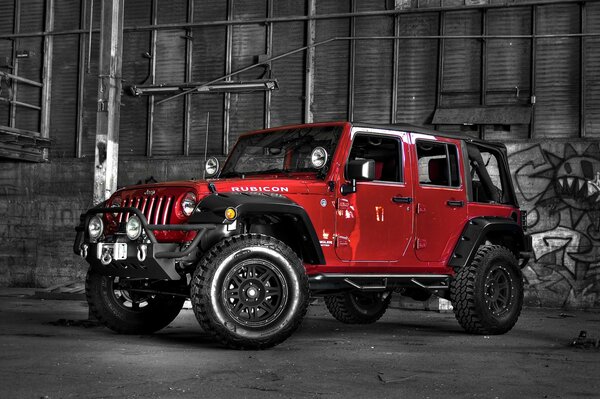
[392,196,413,204]
[447,200,464,207]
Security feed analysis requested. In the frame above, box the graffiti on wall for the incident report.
[509,143,600,308]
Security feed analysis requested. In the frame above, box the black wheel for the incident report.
[450,245,524,335]
[86,271,186,334]
[191,234,309,349]
[324,291,392,324]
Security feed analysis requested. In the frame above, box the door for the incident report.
[412,137,467,262]
[335,131,414,262]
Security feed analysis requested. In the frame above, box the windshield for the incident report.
[220,126,343,178]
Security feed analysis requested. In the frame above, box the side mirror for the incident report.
[347,159,375,181]
[341,159,375,195]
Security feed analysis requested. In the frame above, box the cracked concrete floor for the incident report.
[0,289,599,399]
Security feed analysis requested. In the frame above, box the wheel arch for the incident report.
[190,193,325,265]
[449,217,528,269]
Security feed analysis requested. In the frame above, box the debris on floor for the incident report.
[570,330,600,349]
[35,281,86,301]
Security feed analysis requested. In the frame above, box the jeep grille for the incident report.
[118,195,173,225]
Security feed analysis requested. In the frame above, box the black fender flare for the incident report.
[449,217,531,269]
[189,193,326,265]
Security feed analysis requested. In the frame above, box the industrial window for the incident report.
[417,141,460,187]
[348,134,402,183]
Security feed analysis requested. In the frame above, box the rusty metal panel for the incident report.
[19,0,44,33]
[432,105,532,125]
[189,0,227,156]
[585,2,600,137]
[396,12,439,125]
[54,0,80,31]
[229,0,267,145]
[152,29,186,155]
[124,0,151,25]
[313,0,350,122]
[14,36,42,132]
[271,0,306,126]
[49,35,79,158]
[534,3,580,138]
[120,31,151,157]
[157,0,186,24]
[353,0,393,124]
[441,10,481,107]
[486,8,531,106]
[0,1,14,35]
[81,1,102,158]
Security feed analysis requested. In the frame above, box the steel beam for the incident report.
[391,12,400,124]
[304,0,316,123]
[580,2,586,138]
[529,5,537,139]
[264,0,273,129]
[146,0,158,157]
[223,0,233,155]
[348,0,356,122]
[93,0,124,204]
[183,0,193,156]
[76,0,88,158]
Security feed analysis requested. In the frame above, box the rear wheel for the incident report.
[450,245,523,335]
[324,291,392,324]
[86,271,185,334]
[191,234,309,349]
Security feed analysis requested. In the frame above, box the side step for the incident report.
[309,273,451,296]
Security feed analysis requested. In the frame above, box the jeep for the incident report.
[74,122,532,349]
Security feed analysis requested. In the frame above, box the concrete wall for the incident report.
[1,139,599,308]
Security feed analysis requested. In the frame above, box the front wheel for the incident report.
[191,234,309,349]
[324,291,392,324]
[86,271,186,334]
[450,245,524,335]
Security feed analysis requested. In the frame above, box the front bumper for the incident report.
[74,206,216,280]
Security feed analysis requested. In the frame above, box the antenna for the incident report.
[203,112,210,179]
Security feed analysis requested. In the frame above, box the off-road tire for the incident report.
[86,271,185,334]
[191,234,309,349]
[324,291,392,324]
[450,245,524,335]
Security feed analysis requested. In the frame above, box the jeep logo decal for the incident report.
[231,186,289,193]
[143,189,155,196]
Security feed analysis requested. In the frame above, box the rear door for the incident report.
[412,136,467,262]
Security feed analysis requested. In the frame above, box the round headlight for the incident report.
[88,215,104,240]
[126,215,142,240]
[205,157,220,177]
[310,147,328,169]
[181,192,197,217]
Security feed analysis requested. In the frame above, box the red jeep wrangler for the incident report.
[75,122,532,349]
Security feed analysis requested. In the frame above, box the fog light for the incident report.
[225,207,237,221]
[88,216,104,240]
[126,215,142,240]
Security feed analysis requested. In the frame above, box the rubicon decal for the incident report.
[231,186,289,193]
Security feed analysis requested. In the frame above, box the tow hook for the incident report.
[80,244,88,259]
[137,244,147,262]
[100,248,113,265]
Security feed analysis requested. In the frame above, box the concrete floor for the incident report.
[1,289,599,399]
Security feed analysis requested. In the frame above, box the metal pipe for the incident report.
[2,0,596,39]
[304,0,316,124]
[0,71,43,87]
[580,2,586,138]
[0,97,41,111]
[183,0,193,156]
[87,0,94,74]
[435,11,446,129]
[264,0,273,129]
[146,0,158,157]
[391,12,400,124]
[40,0,54,159]
[76,0,88,158]
[529,5,537,139]
[223,0,233,156]
[348,0,356,123]
[480,8,487,139]
[10,0,21,129]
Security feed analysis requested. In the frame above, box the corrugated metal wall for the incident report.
[535,3,581,138]
[0,0,598,160]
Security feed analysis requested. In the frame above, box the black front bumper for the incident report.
[74,206,216,280]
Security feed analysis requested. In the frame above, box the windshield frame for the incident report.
[219,124,345,179]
